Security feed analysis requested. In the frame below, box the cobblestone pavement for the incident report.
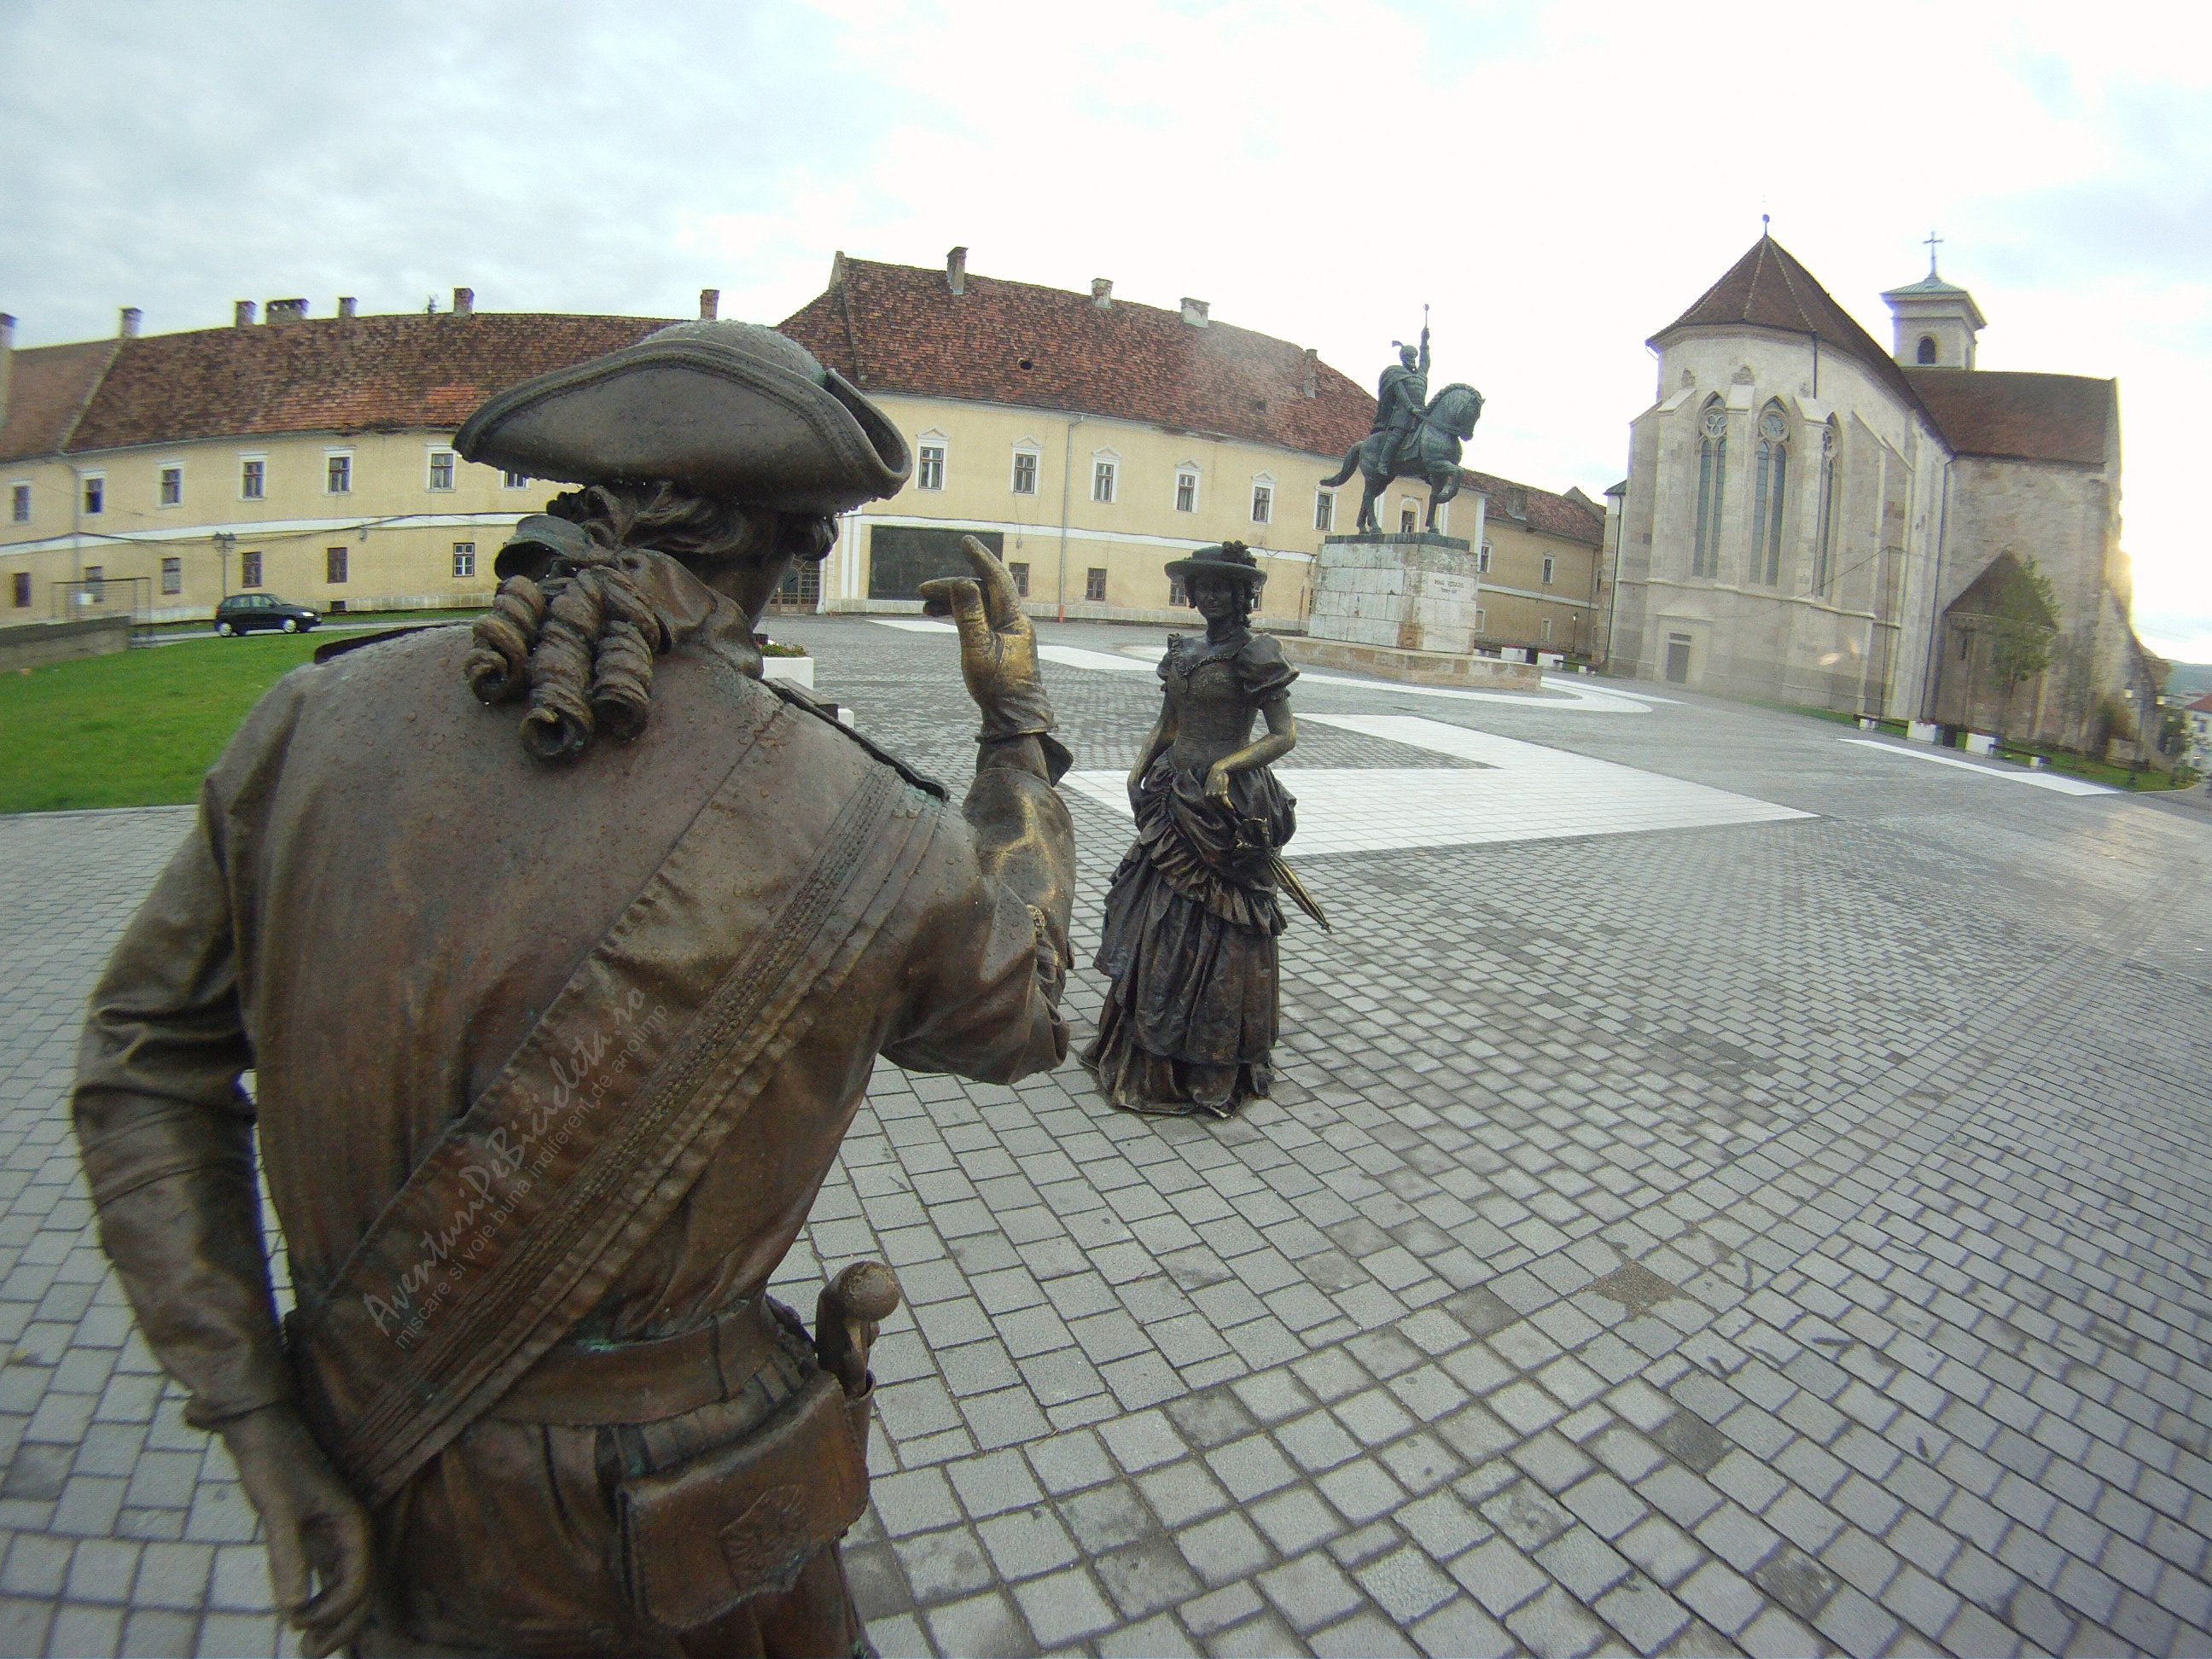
[0,618,2207,1658]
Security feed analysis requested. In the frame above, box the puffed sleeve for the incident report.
[1236,632,1299,705]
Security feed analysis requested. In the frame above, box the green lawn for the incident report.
[0,636,323,813]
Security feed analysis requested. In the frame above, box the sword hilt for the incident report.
[815,1261,901,1399]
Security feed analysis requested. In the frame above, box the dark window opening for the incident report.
[867,525,1004,600]
[1917,335,1937,365]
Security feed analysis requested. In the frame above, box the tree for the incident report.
[1981,556,2059,736]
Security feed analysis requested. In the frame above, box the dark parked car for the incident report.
[213,593,319,636]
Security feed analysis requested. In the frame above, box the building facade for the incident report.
[2,260,1603,654]
[1607,235,2156,754]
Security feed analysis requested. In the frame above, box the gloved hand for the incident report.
[220,1404,375,1657]
[919,538,1064,767]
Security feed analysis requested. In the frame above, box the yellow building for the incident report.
[1,264,1604,652]
[0,294,661,625]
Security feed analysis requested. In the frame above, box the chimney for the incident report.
[451,286,474,316]
[338,296,358,320]
[1179,297,1209,328]
[699,288,719,321]
[234,300,258,327]
[1301,346,1318,399]
[0,314,14,430]
[119,307,142,338]
[830,249,848,288]
[265,299,308,324]
[1091,278,1113,310]
[946,245,968,296]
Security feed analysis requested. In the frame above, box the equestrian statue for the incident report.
[1318,317,1485,534]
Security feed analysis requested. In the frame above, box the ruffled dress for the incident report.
[1084,630,1298,1117]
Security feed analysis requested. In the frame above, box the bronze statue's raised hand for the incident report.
[220,1405,375,1657]
[919,537,1055,746]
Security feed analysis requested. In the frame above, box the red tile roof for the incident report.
[777,257,1373,459]
[56,313,672,455]
[0,340,120,463]
[1457,468,1604,546]
[1654,235,1927,416]
[1903,368,2114,468]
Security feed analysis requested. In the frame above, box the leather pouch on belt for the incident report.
[617,1370,868,1632]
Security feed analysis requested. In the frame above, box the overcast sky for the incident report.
[3,0,2205,658]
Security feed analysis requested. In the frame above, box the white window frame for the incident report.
[239,455,267,501]
[7,482,28,525]
[915,432,948,492]
[1250,472,1275,525]
[1313,487,1334,533]
[1477,540,1493,573]
[501,469,532,491]
[1540,617,1553,642]
[1091,450,1119,505]
[1010,443,1042,497]
[157,462,185,509]
[1173,465,1201,515]
[160,555,183,595]
[240,550,264,588]
[1085,566,1107,602]
[1474,606,1487,632]
[427,447,457,492]
[80,472,106,516]
[452,542,477,579]
[1399,500,1420,535]
[324,450,353,496]
[1542,554,1556,585]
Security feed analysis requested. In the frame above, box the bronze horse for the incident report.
[1320,382,1485,533]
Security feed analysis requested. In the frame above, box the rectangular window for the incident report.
[1313,490,1332,532]
[241,550,263,588]
[1473,606,1486,632]
[452,542,476,579]
[1085,567,1106,602]
[1175,472,1198,514]
[9,484,26,524]
[1400,503,1418,534]
[160,556,182,594]
[84,564,103,592]
[159,466,183,507]
[917,445,946,492]
[241,458,265,499]
[428,451,456,491]
[1008,561,1030,598]
[11,572,29,607]
[1092,460,1116,504]
[1542,555,1556,585]
[502,469,531,490]
[1250,484,1272,524]
[1477,541,1493,573]
[1011,451,1039,495]
[83,476,103,515]
[326,545,348,584]
[1168,573,1189,607]
[1540,617,1553,642]
[326,453,352,494]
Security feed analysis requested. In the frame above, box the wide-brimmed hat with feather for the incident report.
[1162,540,1266,589]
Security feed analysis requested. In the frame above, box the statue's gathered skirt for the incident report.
[1084,757,1294,1118]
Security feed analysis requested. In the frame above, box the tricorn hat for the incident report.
[1163,540,1266,590]
[454,321,911,516]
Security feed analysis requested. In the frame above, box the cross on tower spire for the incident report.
[1924,230,1943,275]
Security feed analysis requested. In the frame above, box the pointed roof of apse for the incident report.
[1652,234,1928,416]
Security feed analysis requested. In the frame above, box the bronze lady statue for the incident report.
[1084,542,1302,1118]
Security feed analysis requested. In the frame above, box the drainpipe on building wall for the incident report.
[1057,415,1084,622]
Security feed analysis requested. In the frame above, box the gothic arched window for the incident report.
[1692,401,1726,578]
[1812,419,1841,595]
[1917,335,1938,365]
[1751,404,1788,585]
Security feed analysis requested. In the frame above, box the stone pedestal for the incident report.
[1307,532,1484,655]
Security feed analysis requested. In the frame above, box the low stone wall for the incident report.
[1308,533,1484,655]
[0,617,131,672]
[1282,634,1540,690]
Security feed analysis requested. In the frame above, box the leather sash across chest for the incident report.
[287,693,940,1507]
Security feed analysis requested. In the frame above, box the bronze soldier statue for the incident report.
[73,322,1074,1656]
[1368,320,1430,478]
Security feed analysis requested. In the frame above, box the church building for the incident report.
[1607,234,2156,756]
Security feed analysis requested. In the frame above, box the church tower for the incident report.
[1883,237,1986,369]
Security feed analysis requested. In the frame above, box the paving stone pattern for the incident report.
[0,619,2206,1657]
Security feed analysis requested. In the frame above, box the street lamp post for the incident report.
[213,532,236,601]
